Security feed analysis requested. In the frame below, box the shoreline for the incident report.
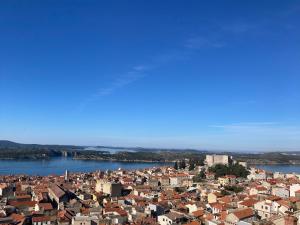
[2,157,300,166]
[0,157,174,163]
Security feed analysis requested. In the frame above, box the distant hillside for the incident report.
[0,140,208,161]
[0,140,85,159]
[0,140,83,150]
[0,140,299,164]
[94,145,208,153]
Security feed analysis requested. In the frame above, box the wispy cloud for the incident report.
[153,50,190,64]
[185,36,225,49]
[96,68,146,97]
[221,22,256,34]
[184,20,258,50]
[132,65,148,71]
[77,48,193,111]
[77,65,148,111]
[77,15,283,112]
[79,19,260,111]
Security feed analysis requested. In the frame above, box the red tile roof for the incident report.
[232,208,254,220]
[192,209,204,217]
[32,216,52,222]
[239,199,259,207]
[9,200,37,208]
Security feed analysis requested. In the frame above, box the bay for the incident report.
[0,157,171,176]
[255,164,300,174]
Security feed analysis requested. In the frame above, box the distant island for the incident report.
[0,140,300,165]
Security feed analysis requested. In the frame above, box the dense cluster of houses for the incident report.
[1,155,300,225]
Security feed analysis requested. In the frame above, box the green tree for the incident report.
[208,163,249,178]
[189,162,195,171]
[174,161,179,170]
[193,170,206,182]
[224,185,244,193]
[221,189,230,196]
[179,160,186,169]
[199,170,206,179]
[198,159,205,166]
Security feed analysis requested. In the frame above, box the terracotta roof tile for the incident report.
[232,208,254,220]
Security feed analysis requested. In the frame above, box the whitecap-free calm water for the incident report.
[0,157,171,175]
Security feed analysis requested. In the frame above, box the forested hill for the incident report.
[0,140,83,160]
[0,140,83,150]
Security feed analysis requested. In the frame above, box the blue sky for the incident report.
[0,1,300,151]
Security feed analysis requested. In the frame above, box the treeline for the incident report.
[75,151,206,162]
[0,148,63,159]
[233,152,300,164]
[0,140,83,151]
[0,140,208,161]
[208,163,249,178]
